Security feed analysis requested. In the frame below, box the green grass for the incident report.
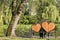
[0,37,58,40]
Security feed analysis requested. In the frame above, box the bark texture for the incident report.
[6,0,26,37]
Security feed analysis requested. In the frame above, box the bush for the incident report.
[0,25,7,37]
[0,24,32,37]
[29,16,38,24]
[19,15,29,24]
[19,15,38,24]
[15,24,32,37]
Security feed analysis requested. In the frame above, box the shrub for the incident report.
[15,24,32,37]
[29,16,38,24]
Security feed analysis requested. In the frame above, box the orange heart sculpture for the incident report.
[48,22,55,32]
[32,24,41,32]
[42,22,55,32]
[42,21,49,32]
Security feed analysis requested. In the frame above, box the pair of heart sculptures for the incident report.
[32,21,55,33]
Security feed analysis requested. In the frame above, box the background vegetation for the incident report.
[0,0,60,40]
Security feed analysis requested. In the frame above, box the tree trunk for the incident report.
[6,14,20,36]
[6,0,26,37]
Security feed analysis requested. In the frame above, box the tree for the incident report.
[42,4,59,22]
[6,0,26,37]
[0,0,12,25]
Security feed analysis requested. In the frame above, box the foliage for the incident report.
[19,15,29,24]
[16,24,32,37]
[0,0,12,25]
[0,0,60,24]
[0,24,32,37]
[0,0,60,37]
[19,14,38,24]
[29,16,38,24]
[42,4,59,22]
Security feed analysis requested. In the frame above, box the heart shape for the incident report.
[42,21,49,32]
[32,24,41,32]
[42,22,55,32]
[48,22,55,32]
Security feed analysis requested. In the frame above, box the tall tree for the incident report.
[42,4,59,22]
[0,0,12,25]
[6,0,26,37]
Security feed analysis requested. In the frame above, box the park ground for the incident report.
[0,37,60,40]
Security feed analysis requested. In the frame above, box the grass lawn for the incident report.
[0,37,59,40]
